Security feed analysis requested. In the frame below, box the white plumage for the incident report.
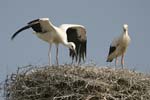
[11,18,87,65]
[107,24,131,68]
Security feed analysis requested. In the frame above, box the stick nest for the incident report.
[1,65,150,100]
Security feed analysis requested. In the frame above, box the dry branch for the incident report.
[2,65,150,100]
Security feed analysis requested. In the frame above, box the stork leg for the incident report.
[56,44,59,66]
[115,57,118,67]
[121,53,125,68]
[48,44,52,66]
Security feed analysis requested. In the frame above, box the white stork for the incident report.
[11,18,87,65]
[106,24,131,68]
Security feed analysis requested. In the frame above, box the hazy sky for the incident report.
[0,0,150,92]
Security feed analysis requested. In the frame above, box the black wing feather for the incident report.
[28,19,40,24]
[106,46,116,62]
[108,46,116,56]
[11,19,43,40]
[66,27,87,63]
[28,19,43,32]
[11,25,31,40]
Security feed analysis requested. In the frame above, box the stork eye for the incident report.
[71,45,74,49]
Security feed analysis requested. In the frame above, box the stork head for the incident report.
[68,42,76,54]
[123,24,128,32]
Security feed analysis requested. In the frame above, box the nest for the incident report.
[2,65,150,100]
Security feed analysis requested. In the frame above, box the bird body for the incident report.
[31,19,63,44]
[11,18,87,65]
[107,24,131,68]
[35,28,64,44]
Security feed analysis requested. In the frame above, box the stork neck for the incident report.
[63,41,71,48]
[63,41,75,50]
[123,30,128,35]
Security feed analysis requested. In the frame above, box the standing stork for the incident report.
[106,24,131,68]
[11,18,87,65]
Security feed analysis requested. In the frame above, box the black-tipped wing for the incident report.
[11,25,31,40]
[108,46,116,56]
[106,46,116,62]
[11,19,41,40]
[106,37,119,62]
[11,18,55,40]
[28,18,55,33]
[63,24,87,63]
